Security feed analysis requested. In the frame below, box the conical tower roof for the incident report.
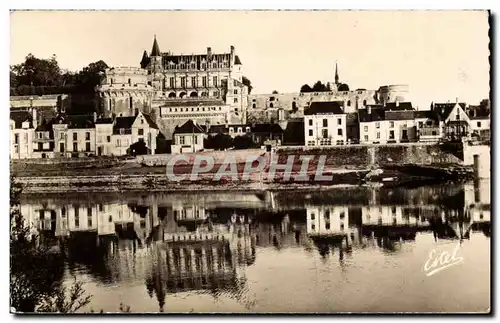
[151,35,161,56]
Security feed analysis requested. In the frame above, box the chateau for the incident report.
[98,36,249,139]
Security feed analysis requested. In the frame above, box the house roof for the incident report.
[414,110,439,120]
[114,116,136,130]
[161,53,233,70]
[467,105,490,119]
[142,113,159,129]
[35,120,53,132]
[173,120,206,134]
[433,102,467,120]
[305,101,344,115]
[358,108,385,123]
[95,118,113,124]
[160,99,226,107]
[67,115,95,129]
[345,112,359,125]
[207,125,228,134]
[234,55,242,65]
[385,110,415,121]
[151,36,161,56]
[385,102,414,111]
[10,111,33,129]
[250,123,284,134]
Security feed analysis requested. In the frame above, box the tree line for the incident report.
[300,80,349,93]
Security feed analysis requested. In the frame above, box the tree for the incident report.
[312,80,328,92]
[10,177,92,313]
[11,54,63,87]
[233,135,256,150]
[300,84,312,93]
[242,76,253,94]
[205,134,233,150]
[128,140,148,156]
[337,83,349,91]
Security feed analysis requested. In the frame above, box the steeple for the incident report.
[140,50,150,69]
[335,62,339,85]
[151,35,161,57]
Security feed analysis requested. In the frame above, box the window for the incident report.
[246,127,251,133]
[419,121,423,128]
[14,134,19,144]
[88,218,92,228]
[234,98,238,103]
[179,136,185,145]
[363,100,367,106]
[347,100,351,106]
[234,89,238,95]
[311,224,316,231]
[364,135,369,141]
[311,213,315,220]
[62,207,66,217]
[59,133,64,140]
[322,119,328,127]
[194,136,198,145]
[376,132,380,139]
[201,63,206,69]
[213,62,217,68]
[325,223,330,230]
[229,127,234,133]
[309,129,313,136]
[337,118,342,125]
[191,76,196,87]
[322,129,328,138]
[340,211,345,219]
[128,78,131,85]
[456,112,460,120]
[99,204,103,212]
[73,143,78,151]
[106,136,111,143]
[191,63,196,69]
[213,76,218,86]
[389,130,395,139]
[138,128,144,136]
[375,122,380,129]
[309,119,313,126]
[60,143,65,152]
[202,76,207,87]
[180,77,186,87]
[337,129,343,136]
[169,77,174,88]
[73,133,77,141]
[477,121,482,127]
[85,132,90,141]
[364,126,368,132]
[85,142,91,151]
[390,121,395,128]
[213,91,219,97]
[237,127,243,133]
[116,139,121,147]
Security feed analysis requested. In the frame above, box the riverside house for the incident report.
[171,119,206,153]
[10,110,35,159]
[304,101,347,147]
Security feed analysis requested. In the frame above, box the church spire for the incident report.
[335,62,339,84]
[151,35,161,57]
[140,50,150,69]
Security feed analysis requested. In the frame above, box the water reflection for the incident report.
[18,180,491,312]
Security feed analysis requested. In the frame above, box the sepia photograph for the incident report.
[9,10,491,314]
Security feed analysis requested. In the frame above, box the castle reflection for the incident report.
[18,180,490,311]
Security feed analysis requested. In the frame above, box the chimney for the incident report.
[368,106,372,114]
[456,97,459,103]
[230,45,235,56]
[207,47,212,58]
[32,108,38,129]
[93,111,97,122]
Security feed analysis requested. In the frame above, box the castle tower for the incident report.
[150,35,163,91]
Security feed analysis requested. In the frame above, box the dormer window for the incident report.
[191,63,196,69]
[201,63,206,69]
[212,62,217,68]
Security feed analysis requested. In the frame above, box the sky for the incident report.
[10,10,490,109]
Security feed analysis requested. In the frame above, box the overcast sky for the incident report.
[10,10,490,109]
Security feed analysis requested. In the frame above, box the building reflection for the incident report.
[17,181,491,306]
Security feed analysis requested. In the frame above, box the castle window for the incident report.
[234,98,238,103]
[213,76,218,87]
[169,77,174,88]
[212,62,217,68]
[347,100,351,106]
[202,76,207,87]
[363,100,367,106]
[234,80,238,87]
[180,63,185,69]
[252,103,256,108]
[180,77,186,88]
[269,103,273,108]
[201,63,206,69]
[191,63,196,69]
[234,89,238,95]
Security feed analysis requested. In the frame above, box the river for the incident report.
[18,181,491,313]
